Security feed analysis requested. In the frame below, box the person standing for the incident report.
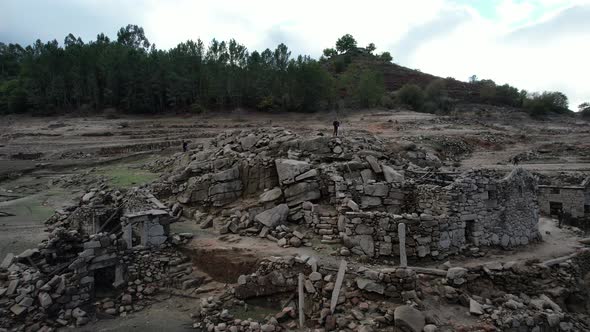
[333,120,340,137]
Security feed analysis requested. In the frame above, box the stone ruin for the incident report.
[160,128,541,262]
[538,176,590,228]
[0,187,199,330]
[192,249,590,332]
[4,127,589,332]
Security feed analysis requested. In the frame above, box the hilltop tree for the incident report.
[323,48,337,58]
[335,34,357,54]
[366,43,376,54]
[579,102,590,118]
[380,52,392,62]
[469,75,478,83]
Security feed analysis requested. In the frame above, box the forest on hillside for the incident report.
[0,25,583,116]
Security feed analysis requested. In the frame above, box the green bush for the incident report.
[256,96,275,112]
[397,84,425,111]
[579,102,590,118]
[524,91,570,117]
[380,94,396,109]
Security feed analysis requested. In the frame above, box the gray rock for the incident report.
[259,187,283,202]
[275,159,311,184]
[469,298,483,315]
[354,235,375,257]
[360,169,375,184]
[394,305,425,332]
[347,199,359,211]
[309,272,322,281]
[10,304,26,316]
[295,169,318,182]
[382,164,404,183]
[364,183,389,197]
[289,236,302,247]
[356,278,384,294]
[82,191,96,203]
[240,134,258,150]
[238,275,247,285]
[366,156,382,173]
[1,253,14,269]
[255,204,289,228]
[304,279,316,293]
[284,182,321,206]
[38,292,53,308]
[423,324,438,332]
[446,267,467,280]
[355,224,374,235]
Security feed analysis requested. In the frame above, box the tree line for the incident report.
[1,25,584,117]
[0,26,391,114]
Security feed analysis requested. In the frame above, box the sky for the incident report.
[1,0,589,109]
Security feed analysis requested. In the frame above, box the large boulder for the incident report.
[240,134,258,150]
[255,204,289,228]
[284,182,321,206]
[394,305,425,332]
[275,159,311,184]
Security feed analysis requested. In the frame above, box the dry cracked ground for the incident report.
[0,106,589,332]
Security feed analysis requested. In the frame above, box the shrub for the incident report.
[479,79,496,103]
[397,84,425,111]
[380,94,396,109]
[579,102,590,118]
[424,79,453,114]
[256,96,275,112]
[524,91,570,117]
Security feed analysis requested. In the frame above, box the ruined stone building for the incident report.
[538,176,590,220]
[167,129,541,262]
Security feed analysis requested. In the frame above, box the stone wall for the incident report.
[234,255,417,301]
[416,168,540,250]
[538,185,587,218]
[341,211,443,260]
[341,168,540,260]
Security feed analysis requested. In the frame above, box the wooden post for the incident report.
[398,223,407,267]
[298,273,305,328]
[330,259,347,313]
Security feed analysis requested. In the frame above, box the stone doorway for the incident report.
[465,219,476,245]
[549,201,563,217]
[94,266,117,298]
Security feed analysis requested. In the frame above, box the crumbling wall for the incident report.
[538,185,586,218]
[418,168,540,251]
[341,211,444,259]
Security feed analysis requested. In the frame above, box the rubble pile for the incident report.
[0,182,194,330]
[192,255,421,332]
[439,250,590,331]
[157,128,542,263]
[191,249,590,332]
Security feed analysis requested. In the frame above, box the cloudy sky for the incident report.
[1,0,589,108]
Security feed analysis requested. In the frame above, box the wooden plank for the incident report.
[330,259,347,313]
[298,273,305,328]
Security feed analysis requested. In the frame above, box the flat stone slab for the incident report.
[1,253,14,269]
